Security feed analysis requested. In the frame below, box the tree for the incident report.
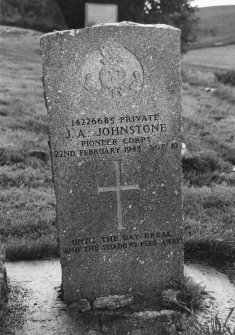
[56,0,85,29]
[143,0,198,53]
[56,0,198,53]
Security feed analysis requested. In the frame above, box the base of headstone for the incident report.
[93,294,134,310]
[68,288,184,317]
[69,298,92,312]
[81,309,182,335]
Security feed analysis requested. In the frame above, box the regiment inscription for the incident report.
[55,112,179,158]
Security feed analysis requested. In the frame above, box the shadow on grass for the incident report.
[184,238,235,277]
[182,151,235,186]
[6,240,59,261]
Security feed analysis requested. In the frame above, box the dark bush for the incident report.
[184,238,235,266]
[215,70,235,86]
[182,151,233,186]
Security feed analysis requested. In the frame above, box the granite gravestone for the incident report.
[41,22,183,303]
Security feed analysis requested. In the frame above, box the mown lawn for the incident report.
[0,26,235,268]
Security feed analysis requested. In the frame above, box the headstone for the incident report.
[68,0,120,29]
[41,22,183,304]
[85,2,118,27]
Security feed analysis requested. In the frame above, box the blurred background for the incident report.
[0,0,235,53]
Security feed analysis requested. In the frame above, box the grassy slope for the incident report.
[183,6,235,71]
[193,5,235,49]
[0,26,235,265]
[183,44,235,70]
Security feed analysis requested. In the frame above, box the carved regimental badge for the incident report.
[77,41,144,101]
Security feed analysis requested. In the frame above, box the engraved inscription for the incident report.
[54,112,181,158]
[63,230,182,254]
[129,71,142,91]
[76,41,144,102]
[82,73,93,91]
[99,45,127,97]
[98,160,140,230]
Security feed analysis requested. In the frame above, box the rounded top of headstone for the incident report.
[93,21,179,30]
[40,21,180,41]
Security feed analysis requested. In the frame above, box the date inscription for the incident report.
[54,112,179,158]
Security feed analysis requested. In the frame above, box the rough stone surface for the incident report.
[131,310,178,335]
[87,331,102,335]
[93,294,134,310]
[41,22,183,303]
[75,298,92,312]
[133,310,176,320]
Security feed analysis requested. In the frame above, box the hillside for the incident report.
[192,5,235,49]
[183,44,235,70]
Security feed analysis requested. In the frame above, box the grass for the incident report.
[181,309,235,335]
[183,184,235,240]
[191,309,235,335]
[192,6,235,49]
[215,71,235,86]
[0,185,57,260]
[182,68,235,164]
[165,278,235,334]
[168,276,207,314]
[182,151,235,186]
[184,45,235,71]
[0,26,55,260]
[181,64,235,283]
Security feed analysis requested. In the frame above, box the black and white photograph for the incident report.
[0,0,235,334]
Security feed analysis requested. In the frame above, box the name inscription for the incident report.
[54,113,179,158]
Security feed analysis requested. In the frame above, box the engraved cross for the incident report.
[98,161,140,230]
